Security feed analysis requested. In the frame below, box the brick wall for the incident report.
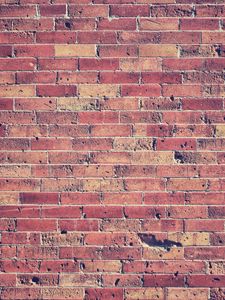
[0,0,224,299]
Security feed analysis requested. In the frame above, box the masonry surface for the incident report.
[0,0,224,299]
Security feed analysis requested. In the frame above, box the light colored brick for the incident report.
[55,44,96,57]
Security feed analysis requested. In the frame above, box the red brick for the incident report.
[185,220,224,232]
[187,275,225,288]
[0,274,16,287]
[182,98,223,110]
[100,72,139,83]
[110,5,149,17]
[13,19,53,31]
[17,219,57,231]
[14,45,54,57]
[143,274,185,287]
[124,206,165,219]
[17,72,56,84]
[0,5,36,17]
[151,5,194,17]
[42,206,81,218]
[160,32,201,44]
[69,5,108,17]
[0,98,13,110]
[0,45,12,57]
[0,0,224,294]
[36,32,76,44]
[85,288,123,300]
[58,72,97,84]
[83,206,123,218]
[0,260,39,273]
[55,18,95,31]
[19,193,59,204]
[36,85,77,97]
[122,84,161,97]
[0,32,35,44]
[39,4,66,16]
[98,18,136,30]
[0,58,36,71]
[180,18,219,30]
[39,58,78,70]
[77,31,117,44]
[156,138,196,151]
[0,288,41,299]
[79,58,119,71]
[142,72,182,84]
[59,220,99,232]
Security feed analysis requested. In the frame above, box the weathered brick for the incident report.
[0,0,224,295]
[140,45,178,57]
[55,44,96,57]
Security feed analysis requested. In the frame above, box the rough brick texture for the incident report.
[0,0,224,299]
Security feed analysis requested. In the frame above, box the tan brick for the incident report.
[55,44,96,57]
[125,288,164,300]
[168,233,210,246]
[0,85,35,97]
[60,274,100,287]
[0,192,18,205]
[202,32,225,44]
[140,18,178,31]
[57,98,98,111]
[41,232,82,246]
[0,166,31,178]
[216,125,225,137]
[167,288,209,300]
[208,262,225,275]
[79,84,119,97]
[81,260,122,273]
[113,137,153,151]
[140,45,178,57]
[120,58,161,71]
[132,152,174,164]
[143,247,184,260]
[42,288,83,299]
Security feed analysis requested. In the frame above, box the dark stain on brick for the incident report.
[138,233,182,249]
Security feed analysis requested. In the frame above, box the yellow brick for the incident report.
[0,73,15,84]
[60,274,99,287]
[132,152,174,165]
[42,232,82,246]
[0,166,31,178]
[140,45,178,57]
[113,137,153,151]
[0,85,35,97]
[81,179,101,192]
[55,44,96,57]
[140,18,178,31]
[79,84,119,97]
[0,192,18,205]
[125,288,164,300]
[216,125,225,137]
[167,288,209,300]
[42,288,83,300]
[120,58,161,71]
[202,32,225,44]
[100,179,124,192]
[168,232,209,246]
[57,98,98,111]
[82,260,122,273]
[143,247,184,260]
[208,262,225,275]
